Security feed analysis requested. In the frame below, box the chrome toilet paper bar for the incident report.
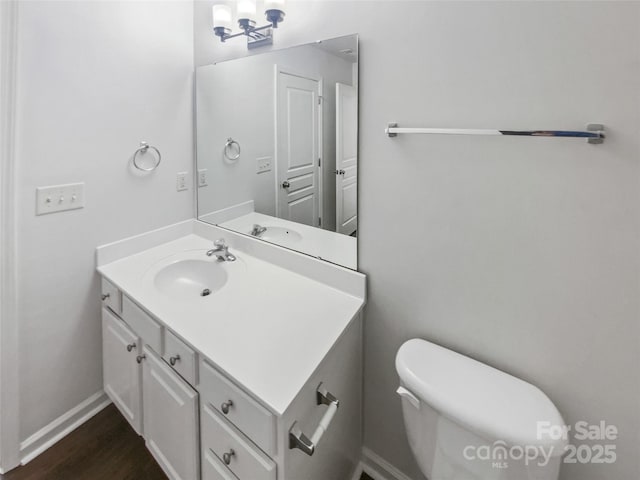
[289,383,340,456]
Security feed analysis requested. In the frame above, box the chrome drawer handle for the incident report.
[222,449,235,465]
[169,355,181,366]
[126,343,136,352]
[101,293,110,301]
[136,354,146,364]
[221,400,233,415]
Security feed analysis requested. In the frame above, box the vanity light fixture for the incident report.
[212,0,286,49]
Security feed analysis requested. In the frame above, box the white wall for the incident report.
[196,42,354,231]
[195,2,640,479]
[15,0,194,450]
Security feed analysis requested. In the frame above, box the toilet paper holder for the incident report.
[288,383,340,456]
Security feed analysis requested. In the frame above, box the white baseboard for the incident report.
[361,447,415,480]
[19,391,111,465]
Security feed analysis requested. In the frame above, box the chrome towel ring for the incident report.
[133,141,162,171]
[224,138,241,161]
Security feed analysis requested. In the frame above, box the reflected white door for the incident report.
[336,83,358,235]
[276,67,321,227]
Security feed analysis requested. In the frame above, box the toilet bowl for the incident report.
[395,339,567,480]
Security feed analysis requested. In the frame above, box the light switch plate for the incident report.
[36,183,85,215]
[198,169,208,187]
[257,156,272,174]
[176,172,188,191]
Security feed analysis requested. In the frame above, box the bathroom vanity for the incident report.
[97,32,363,480]
[96,220,365,480]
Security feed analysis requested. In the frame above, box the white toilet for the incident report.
[396,339,567,480]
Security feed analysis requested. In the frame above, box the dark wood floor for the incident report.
[1,404,375,480]
[2,405,167,480]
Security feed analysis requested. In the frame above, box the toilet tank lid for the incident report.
[396,339,568,453]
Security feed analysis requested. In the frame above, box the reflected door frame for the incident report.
[274,64,324,228]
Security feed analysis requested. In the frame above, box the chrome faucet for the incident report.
[250,224,267,237]
[206,239,236,262]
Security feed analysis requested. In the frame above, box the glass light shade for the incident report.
[264,0,285,12]
[264,0,285,26]
[237,0,257,21]
[212,4,233,30]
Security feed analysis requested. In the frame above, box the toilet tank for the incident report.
[395,339,568,480]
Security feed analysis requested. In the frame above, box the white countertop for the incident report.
[221,212,357,270]
[98,233,364,416]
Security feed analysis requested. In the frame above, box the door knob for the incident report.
[281,180,290,189]
[136,354,146,364]
[126,343,136,352]
[101,293,110,301]
[169,355,181,366]
[335,169,345,175]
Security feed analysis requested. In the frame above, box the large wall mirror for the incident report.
[196,34,359,270]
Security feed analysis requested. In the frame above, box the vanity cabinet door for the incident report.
[102,308,142,434]
[142,347,199,480]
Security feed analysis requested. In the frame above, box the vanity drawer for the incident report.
[201,403,276,480]
[200,360,276,455]
[122,296,163,354]
[203,448,239,480]
[163,330,198,386]
[101,278,122,315]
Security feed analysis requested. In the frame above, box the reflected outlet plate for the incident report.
[257,156,272,174]
[198,169,208,187]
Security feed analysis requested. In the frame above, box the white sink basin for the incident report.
[255,227,302,244]
[154,259,229,300]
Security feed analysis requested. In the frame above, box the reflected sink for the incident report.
[154,259,228,300]
[254,227,302,244]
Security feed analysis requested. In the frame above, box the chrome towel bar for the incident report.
[386,123,605,144]
[289,383,340,456]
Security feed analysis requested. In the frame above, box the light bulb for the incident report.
[212,4,233,30]
[237,0,257,21]
[264,0,285,11]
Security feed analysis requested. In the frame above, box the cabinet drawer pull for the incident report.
[126,343,136,352]
[169,354,181,366]
[136,354,146,364]
[222,449,235,465]
[101,293,110,301]
[221,400,233,415]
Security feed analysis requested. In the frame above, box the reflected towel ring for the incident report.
[133,141,162,171]
[224,138,241,161]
